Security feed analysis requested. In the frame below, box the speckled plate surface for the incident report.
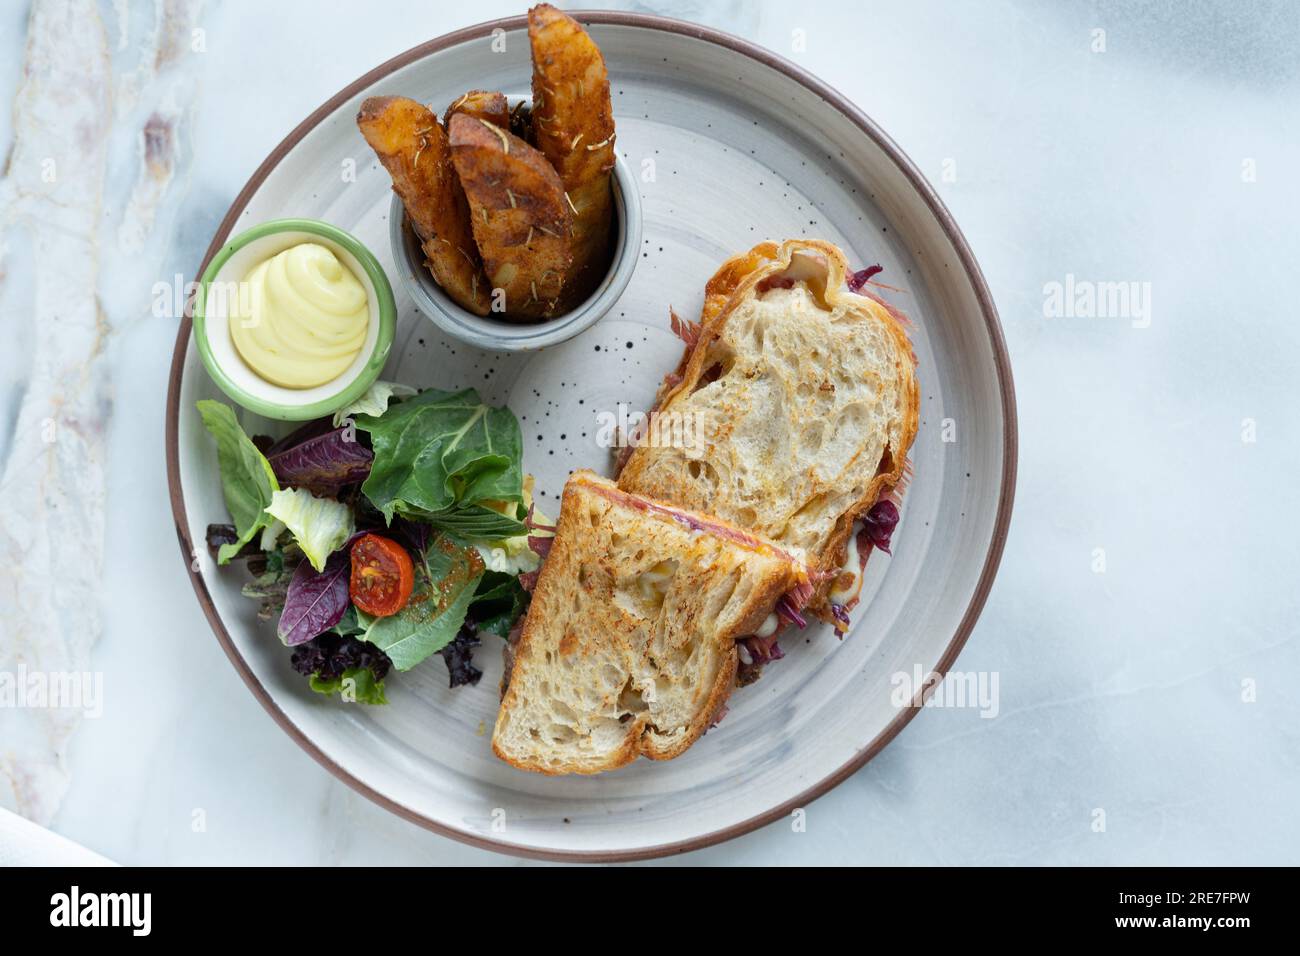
[166,12,1015,861]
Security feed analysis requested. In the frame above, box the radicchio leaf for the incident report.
[744,632,785,665]
[775,595,807,629]
[784,575,816,611]
[278,548,351,646]
[737,633,784,686]
[847,264,883,292]
[267,425,373,497]
[859,499,901,555]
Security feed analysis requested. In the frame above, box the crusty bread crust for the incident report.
[492,471,802,774]
[617,239,920,612]
[700,240,780,325]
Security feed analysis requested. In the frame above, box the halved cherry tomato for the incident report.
[349,533,414,617]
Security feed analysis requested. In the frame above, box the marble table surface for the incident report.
[0,0,1296,866]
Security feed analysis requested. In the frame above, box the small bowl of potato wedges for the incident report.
[361,5,642,351]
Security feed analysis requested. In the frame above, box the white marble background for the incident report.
[0,0,1296,865]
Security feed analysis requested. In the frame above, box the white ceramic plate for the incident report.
[166,12,1016,861]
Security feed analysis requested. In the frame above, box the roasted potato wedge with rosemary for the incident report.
[447,112,574,319]
[357,95,490,315]
[528,4,616,303]
[443,90,510,131]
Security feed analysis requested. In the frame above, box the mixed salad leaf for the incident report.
[357,535,485,671]
[469,572,531,639]
[311,667,388,705]
[332,380,417,426]
[197,400,279,563]
[355,387,525,538]
[264,487,354,572]
[438,629,483,689]
[278,549,351,646]
[198,382,544,705]
[290,632,392,705]
[432,573,533,689]
[266,424,373,497]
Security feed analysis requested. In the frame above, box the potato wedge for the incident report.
[528,4,616,304]
[448,112,574,319]
[357,95,490,315]
[443,90,510,131]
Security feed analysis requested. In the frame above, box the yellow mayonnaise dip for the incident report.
[230,242,369,388]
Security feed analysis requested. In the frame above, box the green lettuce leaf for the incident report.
[470,572,530,639]
[197,400,279,564]
[422,504,526,540]
[328,605,365,638]
[331,380,417,427]
[359,535,485,671]
[355,388,524,537]
[264,487,355,572]
[309,667,388,705]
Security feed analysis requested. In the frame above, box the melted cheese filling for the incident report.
[828,531,864,605]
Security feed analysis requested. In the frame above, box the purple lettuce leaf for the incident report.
[266,418,334,457]
[267,425,373,497]
[388,516,432,554]
[278,548,351,646]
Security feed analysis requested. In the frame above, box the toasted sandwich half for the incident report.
[617,239,919,624]
[492,471,807,774]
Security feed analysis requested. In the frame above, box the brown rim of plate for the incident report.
[164,10,1018,863]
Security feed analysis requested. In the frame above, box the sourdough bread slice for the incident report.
[492,471,804,774]
[617,239,919,605]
